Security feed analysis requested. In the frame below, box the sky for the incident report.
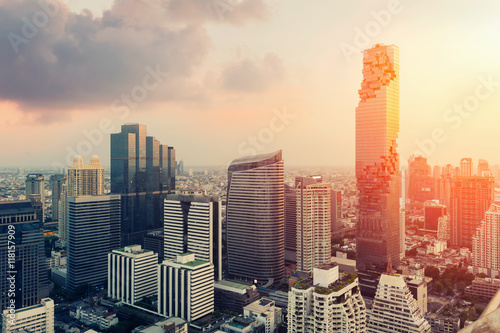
[1,0,500,169]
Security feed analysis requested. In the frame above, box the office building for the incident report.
[226,150,284,285]
[450,174,494,248]
[355,44,401,296]
[406,278,428,314]
[144,230,164,262]
[214,280,261,314]
[67,195,121,292]
[367,274,431,333]
[460,158,473,176]
[2,297,54,333]
[111,123,176,246]
[164,193,222,280]
[25,173,45,223]
[0,200,48,310]
[108,245,158,304]
[473,203,500,278]
[284,184,297,265]
[465,278,500,299]
[296,178,332,273]
[50,174,66,221]
[288,263,366,332]
[408,156,434,204]
[158,253,214,322]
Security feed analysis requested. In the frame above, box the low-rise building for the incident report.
[69,303,119,330]
[221,316,265,333]
[243,298,281,333]
[425,313,460,333]
[465,278,500,299]
[214,280,261,313]
[132,317,188,333]
[2,297,54,333]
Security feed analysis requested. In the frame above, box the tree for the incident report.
[425,266,440,280]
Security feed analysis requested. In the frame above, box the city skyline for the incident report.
[2,1,500,168]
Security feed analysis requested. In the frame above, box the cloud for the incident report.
[219,52,285,92]
[0,0,270,121]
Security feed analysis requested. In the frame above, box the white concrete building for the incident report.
[2,297,54,333]
[158,253,214,322]
[296,182,332,273]
[288,263,366,332]
[243,298,282,333]
[367,274,431,333]
[108,245,158,304]
[473,203,500,278]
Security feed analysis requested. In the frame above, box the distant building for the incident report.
[132,317,188,333]
[450,174,494,248]
[478,159,490,177]
[25,173,45,223]
[2,297,54,333]
[70,303,118,330]
[368,274,430,332]
[460,158,473,177]
[408,156,435,204]
[424,201,447,231]
[284,184,297,265]
[108,245,158,304]
[67,195,121,292]
[144,230,164,262]
[158,253,214,322]
[472,203,500,278]
[50,174,66,221]
[164,194,222,280]
[288,263,366,332]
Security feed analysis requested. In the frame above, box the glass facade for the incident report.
[356,44,401,279]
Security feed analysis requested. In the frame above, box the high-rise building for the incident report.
[355,44,400,295]
[332,190,342,232]
[460,158,473,176]
[25,173,45,223]
[478,159,490,177]
[408,156,434,204]
[111,123,176,246]
[423,200,447,231]
[164,193,222,280]
[158,253,214,322]
[67,155,104,197]
[59,156,105,242]
[284,184,297,265]
[296,179,332,273]
[450,175,494,248]
[50,174,66,221]
[0,201,48,309]
[288,263,366,332]
[226,150,284,285]
[2,297,54,333]
[66,195,121,292]
[144,230,164,262]
[108,245,158,304]
[367,274,431,333]
[473,203,500,278]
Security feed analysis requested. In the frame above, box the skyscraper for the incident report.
[226,150,284,286]
[355,44,400,294]
[472,203,500,278]
[0,201,48,309]
[25,174,45,223]
[450,174,494,248]
[111,123,175,245]
[50,174,66,221]
[66,195,121,292]
[408,156,434,204]
[163,193,222,280]
[284,184,297,265]
[296,179,332,273]
[478,159,490,177]
[460,158,473,176]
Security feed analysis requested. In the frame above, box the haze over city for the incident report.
[2,0,500,168]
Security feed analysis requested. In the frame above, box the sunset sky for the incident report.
[1,0,500,169]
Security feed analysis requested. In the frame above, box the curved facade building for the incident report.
[226,150,284,285]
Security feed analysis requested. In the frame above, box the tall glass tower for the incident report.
[226,150,284,286]
[111,124,175,245]
[355,44,401,294]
